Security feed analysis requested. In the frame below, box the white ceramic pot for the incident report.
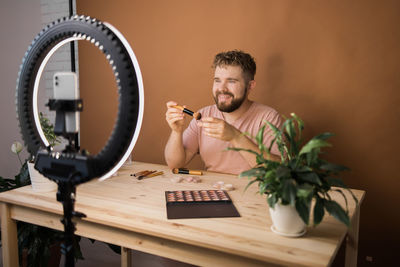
[28,162,57,192]
[269,202,306,237]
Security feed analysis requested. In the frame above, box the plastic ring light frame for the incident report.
[16,15,144,181]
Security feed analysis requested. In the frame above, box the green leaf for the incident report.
[284,119,298,156]
[297,172,322,185]
[345,188,359,205]
[227,147,259,156]
[290,113,304,152]
[276,166,290,179]
[264,170,275,179]
[240,131,253,138]
[295,165,312,172]
[313,197,325,225]
[267,137,276,154]
[267,193,277,208]
[320,163,349,173]
[239,168,265,179]
[283,132,293,156]
[259,182,267,195]
[40,112,61,147]
[306,151,313,166]
[244,179,259,192]
[18,162,30,186]
[255,124,265,146]
[332,189,349,213]
[256,154,268,165]
[282,179,297,205]
[299,138,332,155]
[325,177,347,188]
[295,198,310,225]
[263,175,277,189]
[265,121,281,139]
[290,113,304,132]
[314,132,335,140]
[266,122,286,160]
[296,184,313,198]
[324,200,350,226]
[259,144,268,155]
[285,119,296,140]
[263,160,280,170]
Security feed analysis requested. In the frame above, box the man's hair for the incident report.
[212,50,256,82]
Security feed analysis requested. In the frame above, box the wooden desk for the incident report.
[0,161,364,267]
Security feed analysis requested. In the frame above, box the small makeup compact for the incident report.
[165,190,240,219]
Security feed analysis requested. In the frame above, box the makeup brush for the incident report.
[172,168,203,175]
[172,105,202,120]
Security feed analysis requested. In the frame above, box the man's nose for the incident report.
[219,81,229,91]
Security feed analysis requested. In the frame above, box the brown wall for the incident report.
[77,0,400,265]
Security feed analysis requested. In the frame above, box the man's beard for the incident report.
[213,88,247,113]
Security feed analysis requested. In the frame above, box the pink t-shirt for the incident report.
[183,102,282,175]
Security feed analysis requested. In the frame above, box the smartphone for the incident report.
[53,72,79,133]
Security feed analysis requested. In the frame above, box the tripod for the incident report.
[36,98,87,267]
[56,171,86,267]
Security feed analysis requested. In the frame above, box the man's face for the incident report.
[212,65,249,113]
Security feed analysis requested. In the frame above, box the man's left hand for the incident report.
[197,117,239,142]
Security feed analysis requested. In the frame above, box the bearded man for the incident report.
[165,50,282,175]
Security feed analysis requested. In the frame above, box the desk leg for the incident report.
[121,247,132,267]
[0,203,19,267]
[345,205,360,267]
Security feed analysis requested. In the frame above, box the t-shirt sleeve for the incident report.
[182,118,200,154]
[262,111,282,156]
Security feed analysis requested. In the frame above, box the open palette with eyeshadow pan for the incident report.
[165,190,240,219]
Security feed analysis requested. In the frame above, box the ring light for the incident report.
[15,15,144,266]
[16,15,144,181]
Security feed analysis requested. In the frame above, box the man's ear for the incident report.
[247,80,256,94]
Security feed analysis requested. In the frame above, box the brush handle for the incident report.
[172,168,203,175]
[172,105,194,116]
[172,105,201,120]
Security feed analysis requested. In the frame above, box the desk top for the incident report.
[0,161,365,266]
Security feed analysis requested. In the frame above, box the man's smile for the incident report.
[216,91,234,103]
[218,94,232,102]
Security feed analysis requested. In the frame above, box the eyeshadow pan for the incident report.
[165,190,240,219]
[165,190,232,204]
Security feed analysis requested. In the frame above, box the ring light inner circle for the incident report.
[33,36,84,148]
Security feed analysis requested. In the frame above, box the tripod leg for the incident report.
[57,181,76,267]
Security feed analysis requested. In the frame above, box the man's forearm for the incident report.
[164,131,187,168]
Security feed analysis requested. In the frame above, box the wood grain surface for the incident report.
[0,161,365,267]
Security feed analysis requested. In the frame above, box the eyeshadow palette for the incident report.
[165,190,240,219]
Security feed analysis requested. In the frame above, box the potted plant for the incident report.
[230,113,358,237]
[27,112,61,192]
[0,112,84,266]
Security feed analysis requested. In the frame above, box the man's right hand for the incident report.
[166,101,185,133]
[165,101,195,168]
